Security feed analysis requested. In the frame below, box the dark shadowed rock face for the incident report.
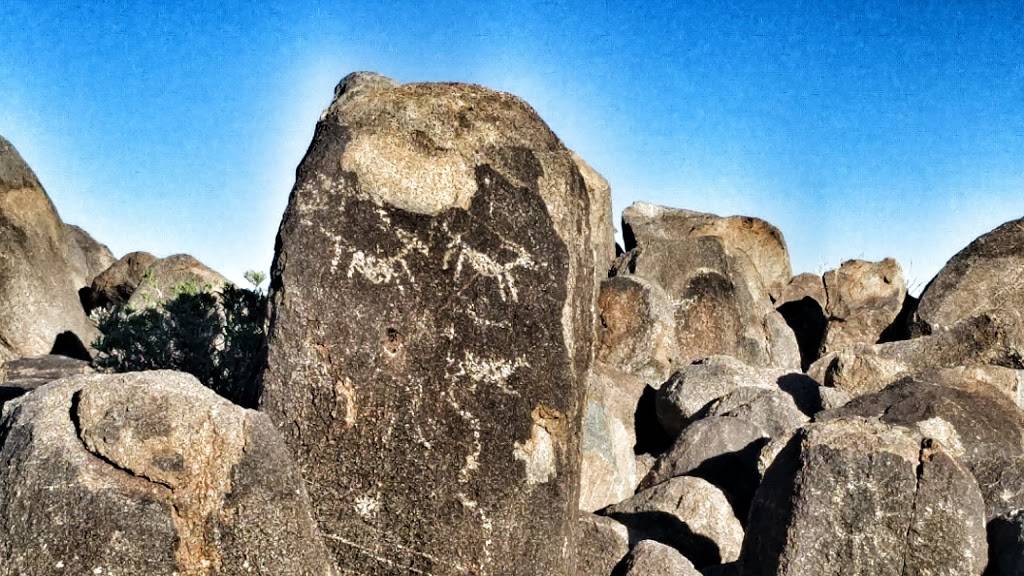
[83,250,158,312]
[820,258,907,355]
[740,417,987,576]
[0,371,335,576]
[63,223,115,290]
[0,135,98,361]
[987,509,1024,576]
[259,72,595,575]
[605,476,744,568]
[916,217,1024,334]
[0,354,93,409]
[819,375,1024,520]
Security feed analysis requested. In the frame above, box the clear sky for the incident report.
[2,1,1022,291]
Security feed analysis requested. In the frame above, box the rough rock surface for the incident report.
[126,253,228,309]
[656,356,815,438]
[620,540,701,576]
[64,223,115,290]
[809,311,1024,399]
[572,151,616,281]
[775,273,825,308]
[820,258,907,355]
[580,365,647,511]
[83,250,158,311]
[576,514,630,576]
[0,354,93,409]
[258,72,595,574]
[698,386,809,438]
[597,275,679,383]
[606,476,744,568]
[0,135,98,361]
[741,417,988,576]
[819,375,1024,519]
[916,217,1024,334]
[640,416,768,517]
[616,232,799,369]
[622,202,792,300]
[0,371,335,575]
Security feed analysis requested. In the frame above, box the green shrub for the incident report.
[92,271,268,407]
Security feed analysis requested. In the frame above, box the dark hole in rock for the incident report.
[776,297,826,371]
[50,331,91,361]
[878,294,919,343]
[682,438,768,525]
[634,385,674,456]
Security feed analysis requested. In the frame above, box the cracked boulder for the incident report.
[258,72,595,575]
[819,374,1024,520]
[620,540,701,576]
[819,258,907,355]
[580,364,647,511]
[740,417,987,576]
[916,217,1024,335]
[82,250,158,312]
[64,223,115,291]
[126,253,228,309]
[597,275,680,383]
[0,135,98,361]
[622,202,792,300]
[605,475,744,568]
[615,229,799,370]
[0,371,335,575]
[809,311,1024,400]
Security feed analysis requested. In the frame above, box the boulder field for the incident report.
[1,72,1023,575]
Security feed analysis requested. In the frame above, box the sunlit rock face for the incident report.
[0,135,98,361]
[259,72,595,575]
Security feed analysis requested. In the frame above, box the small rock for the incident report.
[698,386,809,438]
[576,514,630,576]
[0,354,94,409]
[606,476,745,567]
[620,540,701,576]
[820,258,907,355]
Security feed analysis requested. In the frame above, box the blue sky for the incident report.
[2,1,1022,291]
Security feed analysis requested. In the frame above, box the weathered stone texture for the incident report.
[0,135,98,361]
[259,72,595,574]
[0,371,335,576]
[820,258,907,354]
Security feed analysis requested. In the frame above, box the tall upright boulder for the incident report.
[0,136,97,361]
[572,151,616,281]
[916,217,1024,334]
[259,72,596,575]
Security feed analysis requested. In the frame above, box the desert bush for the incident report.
[92,272,267,407]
